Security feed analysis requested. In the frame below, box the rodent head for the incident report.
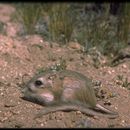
[22,75,54,105]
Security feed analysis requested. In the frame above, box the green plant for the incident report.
[48,57,67,71]
[36,57,66,75]
[117,3,130,44]
[122,78,130,88]
[14,3,42,34]
[13,3,130,58]
[72,3,126,57]
[47,3,75,44]
[0,22,5,34]
[55,57,67,71]
[36,67,46,75]
[31,44,43,50]
[116,75,130,89]
[117,75,123,81]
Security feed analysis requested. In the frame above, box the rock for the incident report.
[4,99,17,107]
[68,42,81,50]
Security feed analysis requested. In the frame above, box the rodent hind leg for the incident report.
[95,104,118,115]
[34,103,118,119]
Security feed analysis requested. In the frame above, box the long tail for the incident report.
[34,103,118,119]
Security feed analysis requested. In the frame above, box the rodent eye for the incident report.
[34,80,43,87]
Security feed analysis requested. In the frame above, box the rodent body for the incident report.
[22,69,118,119]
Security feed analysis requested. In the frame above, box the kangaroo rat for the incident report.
[22,69,118,119]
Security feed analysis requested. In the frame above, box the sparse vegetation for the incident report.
[48,57,67,72]
[37,56,67,75]
[12,3,130,57]
[47,3,75,44]
[0,21,5,34]
[54,57,67,71]
[72,3,126,57]
[116,75,130,89]
[36,67,46,75]
[13,3,43,34]
[117,3,130,45]
[31,44,43,50]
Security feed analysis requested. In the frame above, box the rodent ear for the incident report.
[22,74,32,85]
